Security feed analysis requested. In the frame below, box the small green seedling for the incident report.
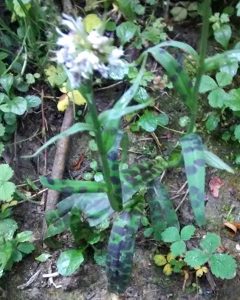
[161,225,196,256]
[185,233,236,279]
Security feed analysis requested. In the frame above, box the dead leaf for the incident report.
[209,176,224,198]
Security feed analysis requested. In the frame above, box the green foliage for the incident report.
[185,233,236,279]
[0,164,16,201]
[19,0,240,294]
[170,2,198,22]
[0,218,35,277]
[161,225,195,256]
[180,134,206,226]
[210,13,232,49]
[57,249,84,276]
[146,182,179,240]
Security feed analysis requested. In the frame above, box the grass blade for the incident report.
[24,122,93,158]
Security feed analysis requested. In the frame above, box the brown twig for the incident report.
[42,105,74,236]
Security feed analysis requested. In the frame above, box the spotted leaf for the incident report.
[146,181,179,240]
[40,176,107,194]
[106,212,140,293]
[180,133,206,226]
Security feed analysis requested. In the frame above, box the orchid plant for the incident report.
[28,0,240,294]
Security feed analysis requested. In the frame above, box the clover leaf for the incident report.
[161,225,195,256]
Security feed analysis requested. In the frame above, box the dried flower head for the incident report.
[55,14,126,88]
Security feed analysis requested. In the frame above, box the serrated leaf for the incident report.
[116,21,138,45]
[171,240,186,256]
[209,253,236,279]
[180,134,206,226]
[0,164,16,201]
[199,75,218,93]
[25,95,41,109]
[200,233,221,254]
[216,72,232,87]
[16,231,34,243]
[35,253,52,262]
[0,218,18,241]
[138,111,159,132]
[208,88,228,108]
[180,225,196,241]
[57,249,84,276]
[184,249,209,268]
[44,65,67,87]
[204,149,234,173]
[161,227,180,243]
[0,74,13,94]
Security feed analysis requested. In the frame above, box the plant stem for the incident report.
[187,0,211,133]
[87,88,122,212]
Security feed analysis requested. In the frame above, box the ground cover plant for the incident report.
[1,0,240,299]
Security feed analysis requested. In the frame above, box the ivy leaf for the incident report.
[209,253,236,279]
[0,164,16,201]
[214,24,232,49]
[0,97,27,115]
[16,231,34,243]
[17,242,35,254]
[25,95,41,109]
[0,74,13,94]
[138,111,169,132]
[216,72,232,87]
[171,240,186,256]
[205,114,220,132]
[199,75,218,93]
[180,225,195,241]
[184,249,209,268]
[161,227,180,243]
[208,88,228,108]
[116,21,138,45]
[200,233,221,254]
[35,253,52,262]
[57,249,84,276]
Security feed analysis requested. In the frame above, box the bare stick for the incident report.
[42,105,74,236]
